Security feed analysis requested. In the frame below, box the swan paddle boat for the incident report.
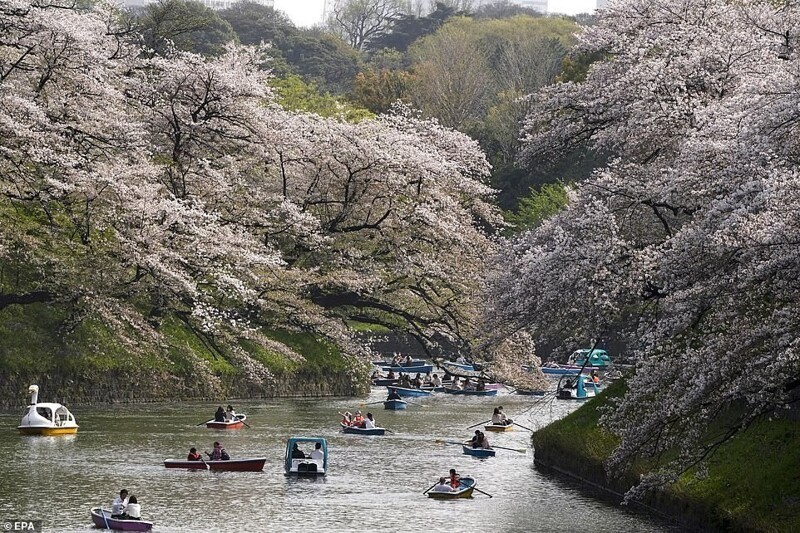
[341,423,386,436]
[164,457,266,471]
[462,444,495,458]
[285,437,327,476]
[205,414,247,429]
[18,385,78,436]
[556,374,600,400]
[90,508,153,531]
[427,476,477,499]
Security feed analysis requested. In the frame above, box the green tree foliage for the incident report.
[218,1,295,46]
[352,68,413,113]
[504,182,569,232]
[138,0,237,57]
[272,75,373,121]
[282,31,364,94]
[366,2,458,53]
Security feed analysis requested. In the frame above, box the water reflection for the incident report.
[0,390,678,532]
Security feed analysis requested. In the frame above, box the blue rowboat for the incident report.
[373,358,427,367]
[341,423,386,436]
[384,399,407,410]
[373,378,399,386]
[442,388,498,396]
[420,386,445,392]
[426,476,476,499]
[462,444,495,458]
[381,364,434,374]
[389,386,432,398]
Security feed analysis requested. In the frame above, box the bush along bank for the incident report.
[531,380,800,532]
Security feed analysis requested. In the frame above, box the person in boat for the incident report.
[479,431,492,450]
[341,411,353,426]
[291,443,306,459]
[309,442,324,459]
[432,373,442,387]
[422,371,433,386]
[404,354,413,365]
[476,378,486,391]
[124,495,141,521]
[352,410,365,427]
[187,447,201,461]
[493,406,513,426]
[449,468,461,489]
[399,373,412,388]
[370,369,380,380]
[591,369,600,383]
[387,369,396,379]
[412,373,423,388]
[363,412,376,429]
[387,388,402,401]
[214,406,225,422]
[463,378,474,390]
[225,405,237,421]
[111,489,128,519]
[470,430,483,448]
[207,441,230,461]
[433,477,453,492]
[392,352,403,365]
[455,355,467,365]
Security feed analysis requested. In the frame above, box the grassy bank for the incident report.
[0,302,369,406]
[532,382,800,532]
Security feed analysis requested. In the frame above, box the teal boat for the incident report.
[567,349,612,368]
[284,437,327,476]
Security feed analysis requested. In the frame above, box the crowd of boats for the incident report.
[14,347,617,529]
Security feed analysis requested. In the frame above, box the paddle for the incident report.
[234,415,251,428]
[422,481,438,495]
[195,420,210,426]
[199,455,210,470]
[100,506,110,529]
[435,439,462,446]
[490,445,526,453]
[466,419,492,430]
[473,486,493,498]
[512,421,534,432]
[360,401,386,406]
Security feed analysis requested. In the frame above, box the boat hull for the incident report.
[18,426,78,436]
[373,378,399,386]
[462,445,496,457]
[389,387,432,398]
[515,389,547,396]
[164,457,266,471]
[427,476,476,499]
[205,415,246,429]
[442,388,498,396]
[341,423,386,436]
[381,364,434,374]
[484,424,513,432]
[384,400,407,410]
[90,508,153,531]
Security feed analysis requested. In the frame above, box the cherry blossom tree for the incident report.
[488,0,800,496]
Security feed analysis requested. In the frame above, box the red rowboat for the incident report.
[205,414,246,429]
[163,457,266,471]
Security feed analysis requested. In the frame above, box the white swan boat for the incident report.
[18,385,78,436]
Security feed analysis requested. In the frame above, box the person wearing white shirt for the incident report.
[125,495,142,520]
[111,489,128,518]
[364,413,376,429]
[433,477,453,492]
[309,442,324,459]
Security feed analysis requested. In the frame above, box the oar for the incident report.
[435,439,462,446]
[466,419,492,430]
[512,421,534,432]
[422,481,438,495]
[235,415,251,428]
[360,401,386,406]
[195,420,210,426]
[490,445,526,453]
[383,428,395,434]
[473,486,493,498]
[199,455,210,470]
[100,506,110,529]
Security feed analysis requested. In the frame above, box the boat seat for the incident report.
[291,458,324,472]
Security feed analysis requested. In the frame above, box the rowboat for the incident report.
[381,364,434,374]
[427,476,476,499]
[373,378,399,386]
[388,386,432,398]
[484,423,513,432]
[164,457,266,471]
[18,385,79,436]
[205,414,247,429]
[384,399,407,410]
[515,389,547,396]
[419,386,446,392]
[462,444,495,457]
[285,437,327,476]
[341,423,386,436]
[440,362,486,378]
[373,358,427,367]
[90,508,153,531]
[442,388,498,396]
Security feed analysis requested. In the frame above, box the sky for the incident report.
[273,0,596,29]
